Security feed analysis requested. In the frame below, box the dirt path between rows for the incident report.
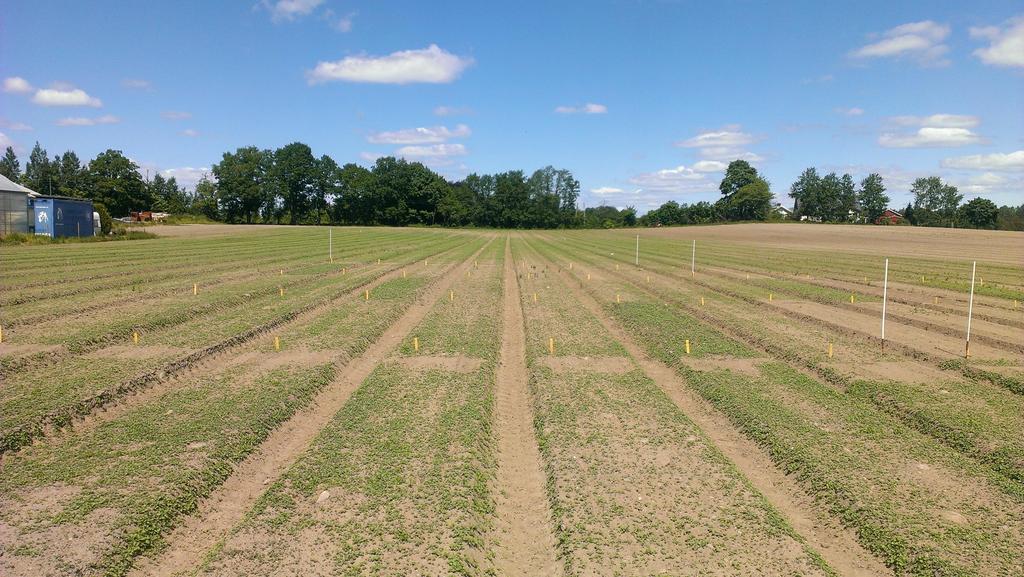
[488,237,563,576]
[525,241,890,577]
[130,236,496,577]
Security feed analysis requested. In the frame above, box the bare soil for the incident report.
[538,355,632,374]
[393,354,483,373]
[487,238,562,577]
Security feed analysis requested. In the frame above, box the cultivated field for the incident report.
[1,223,1022,577]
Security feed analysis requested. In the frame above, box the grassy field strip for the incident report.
[0,230,425,325]
[0,238,468,454]
[0,236,494,577]
[487,235,562,576]
[533,234,1024,497]
[557,233,1023,348]
[551,234,1024,389]
[534,237,1024,576]
[512,238,835,576]
[560,230,1024,303]
[0,233,459,376]
[517,235,891,577]
[181,237,503,576]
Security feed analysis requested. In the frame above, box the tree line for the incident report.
[641,160,1020,231]
[2,142,1020,231]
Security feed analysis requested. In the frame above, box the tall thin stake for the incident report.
[690,240,696,277]
[966,261,976,358]
[635,235,639,266]
[329,228,333,262]
[881,258,889,349]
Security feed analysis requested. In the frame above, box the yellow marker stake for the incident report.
[746,273,750,280]
[934,296,939,305]
[701,296,705,306]
[616,294,621,303]
[828,342,833,358]
[133,331,139,344]
[450,290,455,302]
[646,275,650,283]
[769,293,773,302]
[587,273,591,281]
[569,263,573,270]
[850,294,855,304]
[279,287,284,297]
[280,269,284,276]
[533,293,538,303]
[685,339,690,355]
[403,269,407,278]
[274,336,280,351]
[364,290,369,301]
[377,258,381,265]
[921,276,925,283]
[193,283,198,296]
[864,276,868,283]
[548,337,555,355]
[413,337,419,352]
[0,325,3,343]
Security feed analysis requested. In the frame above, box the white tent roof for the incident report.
[0,173,37,196]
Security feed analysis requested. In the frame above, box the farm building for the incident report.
[31,195,97,238]
[875,209,904,225]
[0,173,37,236]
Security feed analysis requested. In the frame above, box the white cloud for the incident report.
[835,107,864,116]
[628,164,712,194]
[590,187,624,194]
[971,15,1024,68]
[121,78,152,90]
[433,105,473,117]
[3,77,33,94]
[394,143,468,159]
[359,152,384,162]
[555,103,608,115]
[692,160,728,172]
[32,87,102,107]
[307,45,473,85]
[259,0,324,22]
[161,110,192,120]
[675,125,763,161]
[0,120,32,131]
[879,127,983,148]
[0,132,12,148]
[179,129,200,137]
[851,20,950,66]
[367,124,471,145]
[888,114,979,128]
[56,115,120,126]
[334,11,356,32]
[941,151,1024,171]
[159,166,210,190]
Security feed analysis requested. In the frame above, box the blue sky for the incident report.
[2,0,1022,211]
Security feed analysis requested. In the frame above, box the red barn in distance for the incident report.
[875,209,904,225]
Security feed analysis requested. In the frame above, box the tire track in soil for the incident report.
[522,238,891,577]
[0,242,462,457]
[130,235,497,577]
[489,236,563,577]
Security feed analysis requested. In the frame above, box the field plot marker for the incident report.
[273,336,280,351]
[193,283,198,296]
[413,337,419,352]
[364,289,369,301]
[635,234,639,266]
[850,293,855,304]
[533,292,538,303]
[768,292,773,302]
[966,261,976,359]
[132,331,139,344]
[329,228,333,263]
[881,258,889,350]
[0,325,4,343]
[701,296,705,306]
[691,239,696,277]
[548,337,555,355]
[616,293,621,303]
[450,289,455,302]
[684,339,690,355]
[279,287,284,297]
[828,341,834,359]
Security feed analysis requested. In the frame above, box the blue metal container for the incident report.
[32,196,95,238]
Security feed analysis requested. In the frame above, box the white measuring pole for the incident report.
[965,260,976,358]
[635,234,639,266]
[881,258,889,348]
[690,240,696,277]
[329,228,333,262]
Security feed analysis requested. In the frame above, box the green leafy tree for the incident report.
[719,160,759,198]
[789,167,821,219]
[960,197,998,229]
[911,177,962,227]
[0,147,20,183]
[86,149,149,216]
[213,146,272,223]
[25,142,57,194]
[191,176,220,220]
[858,173,889,222]
[724,178,772,221]
[56,151,87,197]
